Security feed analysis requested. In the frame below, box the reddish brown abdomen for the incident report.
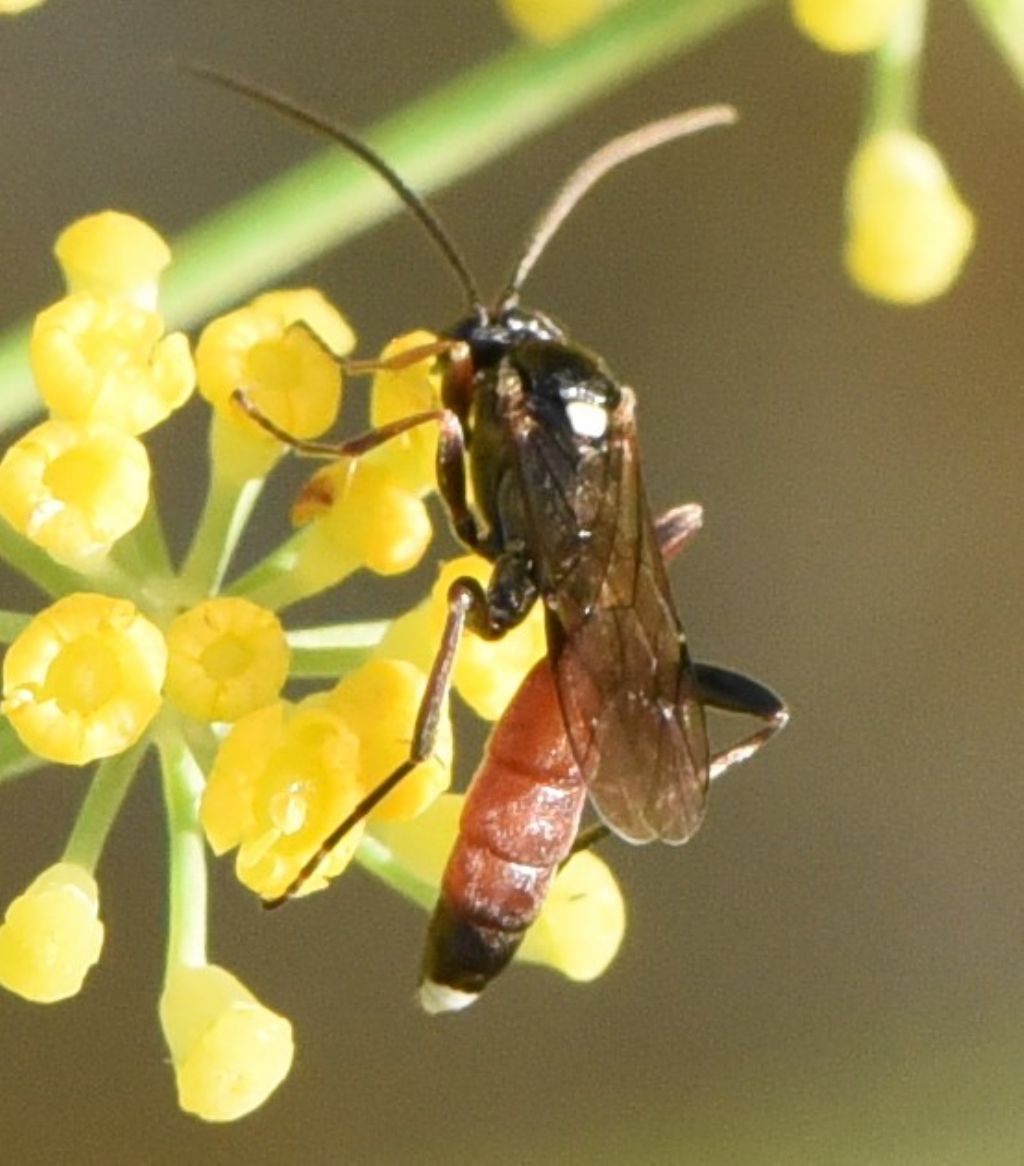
[421,659,587,1004]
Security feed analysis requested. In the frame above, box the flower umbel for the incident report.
[0,205,625,1118]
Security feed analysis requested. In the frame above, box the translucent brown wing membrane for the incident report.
[512,380,710,844]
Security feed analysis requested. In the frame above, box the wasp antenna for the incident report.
[181,61,485,312]
[498,104,738,309]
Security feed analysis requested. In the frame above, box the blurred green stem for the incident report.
[868,0,927,133]
[968,0,1024,87]
[0,0,763,429]
[157,726,209,969]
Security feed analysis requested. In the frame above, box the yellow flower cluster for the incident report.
[789,0,976,302]
[0,211,627,1121]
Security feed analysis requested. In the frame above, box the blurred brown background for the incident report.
[0,2,1021,1163]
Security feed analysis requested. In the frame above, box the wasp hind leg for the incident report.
[569,663,787,858]
[694,663,789,781]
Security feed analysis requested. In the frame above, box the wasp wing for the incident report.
[511,380,709,844]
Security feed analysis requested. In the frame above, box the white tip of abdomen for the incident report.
[418,979,479,1015]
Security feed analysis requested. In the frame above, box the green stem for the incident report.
[62,738,149,872]
[225,532,307,609]
[287,620,389,678]
[157,724,208,969]
[356,831,436,912]
[0,522,95,600]
[179,418,271,597]
[112,498,174,582]
[227,524,362,611]
[0,0,764,430]
[867,0,927,133]
[0,719,45,785]
[0,609,30,641]
[968,0,1024,87]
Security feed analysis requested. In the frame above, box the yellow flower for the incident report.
[0,0,46,13]
[54,211,172,310]
[519,849,625,981]
[369,330,444,495]
[160,963,293,1122]
[31,292,195,435]
[2,593,166,764]
[0,862,104,1003]
[194,289,352,442]
[164,598,289,723]
[252,289,356,355]
[327,657,452,823]
[498,0,627,43]
[0,418,150,565]
[845,130,976,303]
[201,697,364,900]
[291,454,433,588]
[791,0,913,54]
[378,556,546,721]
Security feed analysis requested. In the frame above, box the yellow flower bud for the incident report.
[498,0,626,43]
[292,455,433,584]
[518,849,625,981]
[369,330,443,496]
[845,130,976,304]
[160,963,293,1122]
[2,593,166,764]
[31,293,195,435]
[0,419,150,565]
[0,862,104,1002]
[327,658,452,823]
[201,697,364,900]
[791,0,913,54]
[165,598,289,723]
[54,212,172,310]
[195,289,352,443]
[0,0,47,13]
[379,556,546,721]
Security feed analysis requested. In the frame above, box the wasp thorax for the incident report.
[512,341,620,444]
